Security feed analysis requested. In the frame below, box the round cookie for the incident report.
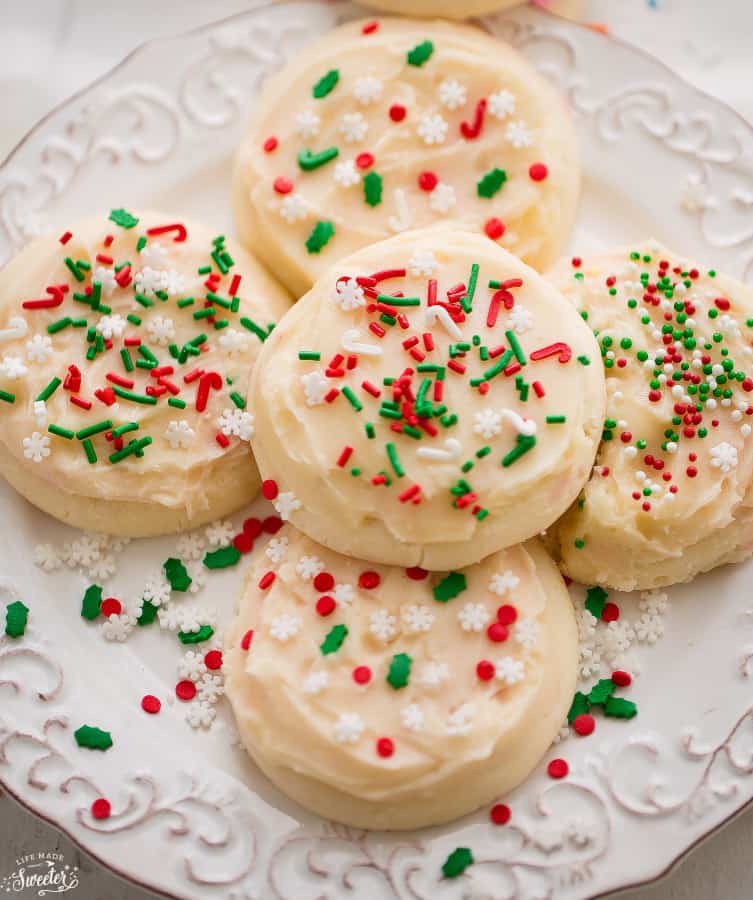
[233,16,579,297]
[358,1,585,20]
[546,242,753,590]
[224,525,577,830]
[0,210,290,536]
[250,228,605,569]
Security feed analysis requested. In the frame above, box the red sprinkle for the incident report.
[389,104,407,122]
[529,162,549,181]
[205,650,223,670]
[241,629,254,650]
[418,171,438,191]
[141,695,161,715]
[59,230,73,245]
[547,758,569,779]
[612,670,632,687]
[262,515,283,534]
[243,517,263,538]
[314,572,335,593]
[476,659,495,681]
[487,622,509,643]
[497,604,518,626]
[261,479,279,501]
[532,381,546,398]
[356,152,375,169]
[359,571,381,590]
[337,445,354,468]
[316,595,336,617]
[258,571,276,590]
[91,798,111,820]
[362,20,379,34]
[484,217,505,240]
[175,680,197,701]
[353,665,372,685]
[100,597,122,617]
[601,602,620,622]
[406,566,428,580]
[263,136,278,152]
[573,713,595,736]
[273,176,294,195]
[490,803,511,825]
[376,737,394,758]
[233,532,254,554]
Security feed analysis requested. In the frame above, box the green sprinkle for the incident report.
[403,425,421,439]
[82,439,97,464]
[299,350,321,361]
[363,171,383,207]
[585,585,607,619]
[108,208,139,229]
[441,413,458,427]
[461,263,479,313]
[64,257,85,282]
[386,652,412,689]
[108,436,153,463]
[501,434,536,467]
[5,600,29,638]
[588,678,615,706]
[483,349,514,381]
[365,422,375,439]
[126,313,142,326]
[47,317,72,334]
[136,235,147,252]
[321,623,348,655]
[342,386,362,411]
[577,355,591,365]
[74,725,113,751]
[137,600,158,626]
[193,306,216,320]
[505,330,526,365]
[477,167,507,199]
[230,391,246,409]
[178,625,214,644]
[386,442,404,477]
[239,317,268,341]
[376,294,421,307]
[81,584,103,620]
[546,415,567,424]
[76,420,113,440]
[112,386,157,405]
[168,397,187,409]
[298,147,339,172]
[442,848,473,880]
[433,572,467,602]
[206,291,232,309]
[203,546,241,570]
[0,389,15,404]
[111,422,139,438]
[36,377,61,403]
[134,293,154,308]
[48,424,75,440]
[177,297,194,309]
[164,557,192,591]
[567,691,590,724]
[312,68,339,98]
[406,39,434,66]
[604,697,638,719]
[197,264,212,275]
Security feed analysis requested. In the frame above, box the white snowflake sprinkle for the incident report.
[93,265,117,295]
[401,704,424,732]
[333,278,366,311]
[505,120,533,148]
[143,572,172,607]
[95,314,127,339]
[205,520,235,546]
[102,613,132,642]
[196,672,224,704]
[33,399,47,428]
[178,651,208,682]
[514,618,539,651]
[186,701,216,729]
[140,241,168,268]
[489,570,520,596]
[429,182,456,214]
[164,420,195,450]
[280,194,308,224]
[273,491,301,521]
[458,602,490,633]
[507,305,533,334]
[176,532,206,561]
[710,441,738,473]
[157,605,184,631]
[26,334,53,363]
[474,408,502,439]
[446,704,475,736]
[488,89,516,119]
[639,590,669,617]
[87,554,116,580]
[339,112,368,143]
[438,77,467,110]
[146,316,175,346]
[495,656,525,685]
[401,604,435,633]
[0,355,28,379]
[33,543,61,572]
[217,408,254,441]
[333,159,361,188]
[186,559,207,594]
[296,555,325,581]
[420,661,449,688]
[408,249,438,277]
[22,432,51,463]
[295,108,320,138]
[369,609,398,642]
[269,613,301,642]
[333,583,355,606]
[218,329,248,355]
[353,75,383,105]
[300,370,329,406]
[417,113,449,145]
[334,712,364,744]
[303,671,329,695]
[266,536,289,564]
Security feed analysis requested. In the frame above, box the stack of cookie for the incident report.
[1,4,753,833]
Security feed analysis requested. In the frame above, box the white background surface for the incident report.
[1,1,752,898]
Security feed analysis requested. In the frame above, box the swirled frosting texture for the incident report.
[233,17,579,296]
[225,526,577,829]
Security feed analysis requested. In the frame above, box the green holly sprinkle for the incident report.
[137,600,158,626]
[442,847,474,879]
[477,167,507,199]
[363,171,383,207]
[74,725,113,751]
[81,584,103,621]
[587,678,616,706]
[5,600,28,638]
[164,557,192,591]
[433,572,467,602]
[406,40,434,67]
[604,696,638,719]
[108,208,139,229]
[387,652,412,689]
[585,585,608,619]
[178,625,214,644]
[312,68,340,99]
[321,624,349,655]
[567,691,590,724]
[306,220,335,254]
[203,546,241,570]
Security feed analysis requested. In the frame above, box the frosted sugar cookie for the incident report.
[225,526,577,830]
[233,16,579,296]
[359,0,585,19]
[0,210,290,536]
[249,228,605,569]
[547,242,753,590]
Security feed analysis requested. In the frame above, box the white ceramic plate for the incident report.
[3,4,753,899]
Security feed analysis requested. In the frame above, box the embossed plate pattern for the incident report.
[2,3,753,899]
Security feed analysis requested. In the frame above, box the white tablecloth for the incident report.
[1,1,751,897]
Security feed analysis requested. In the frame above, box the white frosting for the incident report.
[233,17,579,296]
[0,211,290,535]
[249,228,605,569]
[547,241,753,589]
[224,526,578,830]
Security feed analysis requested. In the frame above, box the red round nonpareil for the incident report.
[405,566,428,580]
[353,665,372,685]
[261,479,279,500]
[356,152,374,169]
[547,758,569,779]
[243,517,263,538]
[601,602,620,622]
[476,659,495,681]
[484,217,505,240]
[273,176,293,195]
[490,803,511,825]
[262,516,283,534]
[316,596,336,617]
[529,162,549,182]
[376,737,394,757]
[175,680,197,701]
[313,572,335,593]
[611,670,632,687]
[263,136,278,153]
[141,695,161,715]
[205,650,223,670]
[359,571,381,590]
[233,532,254,554]
[572,714,595,736]
[487,622,509,643]
[417,171,438,191]
[100,597,122,617]
[389,104,407,122]
[497,604,518,626]
[91,798,111,820]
